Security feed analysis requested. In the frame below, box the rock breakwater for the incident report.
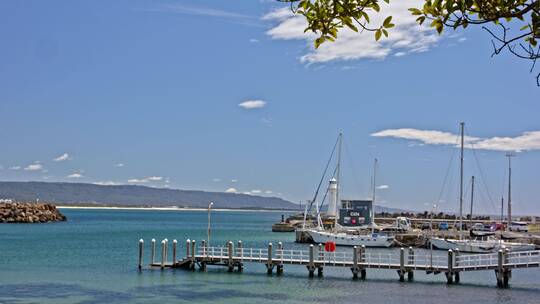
[0,202,66,223]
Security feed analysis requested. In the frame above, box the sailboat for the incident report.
[306,134,394,247]
[429,123,536,253]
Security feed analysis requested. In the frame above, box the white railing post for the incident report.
[172,239,177,265]
[151,238,156,265]
[161,240,166,269]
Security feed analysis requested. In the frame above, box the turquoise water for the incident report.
[1,209,539,304]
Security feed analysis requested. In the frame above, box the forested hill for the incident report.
[0,181,298,210]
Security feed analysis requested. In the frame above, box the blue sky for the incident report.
[1,0,539,214]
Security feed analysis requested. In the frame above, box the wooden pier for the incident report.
[138,238,540,288]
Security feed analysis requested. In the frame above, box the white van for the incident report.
[509,221,528,232]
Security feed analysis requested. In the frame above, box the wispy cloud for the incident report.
[128,176,164,183]
[239,100,266,109]
[251,189,262,194]
[10,166,21,170]
[372,128,540,152]
[24,162,43,171]
[115,163,124,167]
[53,153,71,162]
[377,184,390,190]
[264,1,440,64]
[154,4,252,19]
[67,173,83,179]
[93,181,118,186]
[212,178,222,182]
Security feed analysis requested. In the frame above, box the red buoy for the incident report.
[324,241,336,252]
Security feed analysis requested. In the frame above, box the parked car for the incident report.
[421,222,431,230]
[509,221,528,232]
[471,223,484,231]
[438,222,449,230]
[493,222,506,231]
[483,224,496,232]
[454,222,469,230]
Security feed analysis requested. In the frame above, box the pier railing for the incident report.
[138,238,540,288]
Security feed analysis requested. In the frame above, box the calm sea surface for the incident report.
[1,209,539,304]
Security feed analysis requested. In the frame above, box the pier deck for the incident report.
[139,238,540,288]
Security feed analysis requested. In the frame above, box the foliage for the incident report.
[279,0,540,85]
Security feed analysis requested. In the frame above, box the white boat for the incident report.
[428,123,536,253]
[429,237,536,253]
[308,229,394,247]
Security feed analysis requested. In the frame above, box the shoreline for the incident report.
[57,205,297,213]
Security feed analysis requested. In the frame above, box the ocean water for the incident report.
[1,209,539,304]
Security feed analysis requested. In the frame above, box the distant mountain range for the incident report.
[0,181,299,210]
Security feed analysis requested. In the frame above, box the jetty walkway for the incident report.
[137,238,540,288]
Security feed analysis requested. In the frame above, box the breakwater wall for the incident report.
[0,202,66,223]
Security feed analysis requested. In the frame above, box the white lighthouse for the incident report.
[327,178,338,217]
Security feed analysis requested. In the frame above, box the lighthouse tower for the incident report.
[327,178,338,217]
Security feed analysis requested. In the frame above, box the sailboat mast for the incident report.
[459,122,464,237]
[372,158,378,226]
[335,132,342,228]
[506,153,514,231]
[469,176,475,227]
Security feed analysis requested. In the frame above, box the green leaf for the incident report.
[382,28,388,37]
[375,29,382,41]
[416,16,426,25]
[408,8,422,16]
[383,16,393,28]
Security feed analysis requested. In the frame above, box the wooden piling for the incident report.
[186,239,191,257]
[351,246,359,279]
[276,242,283,275]
[454,248,460,283]
[138,239,144,270]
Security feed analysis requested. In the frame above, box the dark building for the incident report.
[338,199,372,227]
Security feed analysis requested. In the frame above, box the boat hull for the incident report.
[429,237,536,253]
[307,230,394,247]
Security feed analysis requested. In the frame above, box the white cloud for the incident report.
[251,189,262,194]
[212,178,221,182]
[231,179,238,183]
[24,162,43,171]
[128,176,164,183]
[249,38,259,43]
[128,178,147,183]
[115,163,125,167]
[265,190,273,194]
[377,185,390,190]
[53,153,70,162]
[10,166,21,170]
[67,173,83,179]
[93,181,117,186]
[153,4,252,19]
[225,187,238,193]
[264,1,440,63]
[372,128,540,152]
[238,100,266,109]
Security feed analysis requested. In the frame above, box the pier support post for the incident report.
[138,239,144,270]
[496,249,511,288]
[445,249,454,284]
[266,243,274,274]
[164,239,168,263]
[307,244,315,277]
[186,239,191,258]
[237,240,244,272]
[317,266,323,277]
[190,240,196,271]
[398,247,405,282]
[407,247,414,281]
[454,248,460,283]
[317,243,324,277]
[151,239,156,265]
[351,246,359,280]
[227,241,235,272]
[172,239,177,265]
[201,240,206,257]
[360,245,366,280]
[276,242,283,275]
[161,240,166,269]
